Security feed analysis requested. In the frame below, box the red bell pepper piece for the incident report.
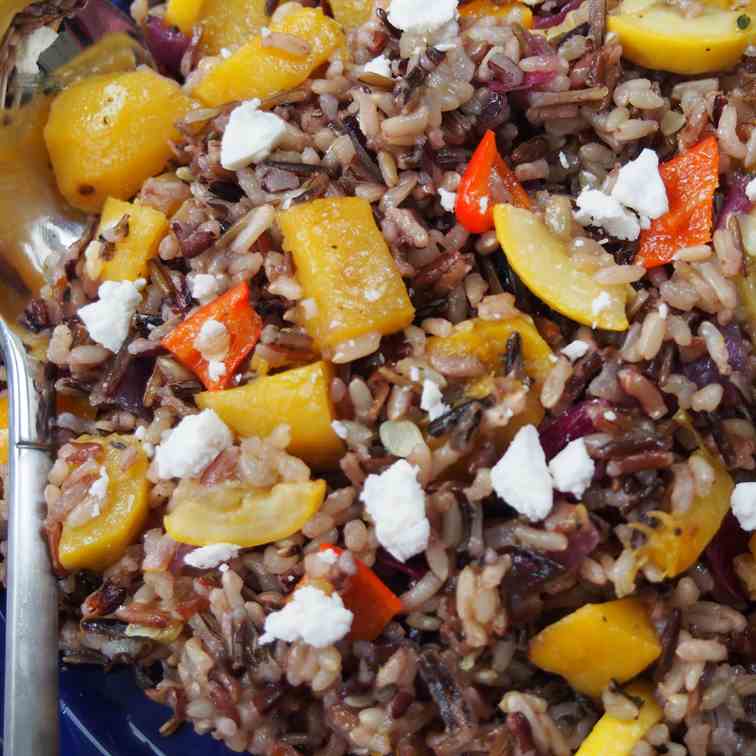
[455,129,531,233]
[319,544,403,641]
[161,281,262,391]
[636,136,720,269]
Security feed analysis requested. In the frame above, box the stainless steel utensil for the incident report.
[0,321,57,756]
[0,3,145,753]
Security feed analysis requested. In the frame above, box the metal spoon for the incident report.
[1,2,145,753]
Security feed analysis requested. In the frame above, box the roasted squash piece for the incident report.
[494,204,629,331]
[164,479,326,546]
[575,681,663,756]
[98,197,168,282]
[44,68,194,212]
[459,0,533,27]
[164,0,205,34]
[197,361,344,468]
[329,0,374,28]
[58,435,150,572]
[278,197,415,354]
[193,6,344,106]
[529,598,662,697]
[631,416,734,579]
[608,0,756,75]
[427,317,553,388]
[199,0,268,54]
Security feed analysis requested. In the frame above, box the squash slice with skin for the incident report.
[493,204,629,331]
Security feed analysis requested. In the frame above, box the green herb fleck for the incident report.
[738,14,751,29]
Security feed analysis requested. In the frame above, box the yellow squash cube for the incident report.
[529,598,662,697]
[196,361,344,468]
[164,479,326,546]
[164,0,205,34]
[279,197,415,352]
[427,316,553,388]
[459,0,534,27]
[329,0,374,28]
[44,69,194,212]
[199,0,268,54]
[575,681,663,756]
[98,197,168,282]
[193,6,345,106]
[58,435,150,572]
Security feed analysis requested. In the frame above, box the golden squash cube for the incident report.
[98,197,168,282]
[278,197,415,352]
[196,360,344,468]
[44,69,194,212]
[193,6,344,106]
[529,598,662,697]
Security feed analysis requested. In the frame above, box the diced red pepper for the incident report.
[161,281,262,391]
[455,129,531,233]
[319,544,403,641]
[636,136,719,269]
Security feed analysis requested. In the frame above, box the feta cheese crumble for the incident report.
[259,585,353,648]
[575,189,640,241]
[194,319,230,363]
[360,460,430,561]
[89,467,109,502]
[155,409,233,479]
[731,482,756,531]
[387,0,459,34]
[591,291,612,320]
[363,54,392,78]
[78,280,142,353]
[746,177,756,202]
[438,188,457,213]
[185,543,241,569]
[490,425,553,522]
[561,340,590,362]
[318,548,339,565]
[16,26,58,76]
[190,273,221,305]
[420,379,449,421]
[611,148,669,220]
[207,360,227,382]
[548,438,595,498]
[331,420,349,440]
[220,99,288,171]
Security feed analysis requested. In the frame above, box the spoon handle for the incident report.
[1,322,58,756]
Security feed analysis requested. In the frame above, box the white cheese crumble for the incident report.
[387,0,459,34]
[360,459,430,562]
[479,195,489,215]
[78,280,142,353]
[220,99,288,171]
[746,177,756,202]
[438,188,457,213]
[575,189,640,241]
[611,148,669,220]
[363,53,392,78]
[604,410,617,421]
[420,379,449,421]
[561,340,590,362]
[318,548,339,565]
[194,319,230,363]
[155,409,233,480]
[207,360,227,382]
[591,291,612,320]
[548,438,595,498]
[16,26,58,76]
[89,467,109,502]
[259,585,353,648]
[731,482,756,531]
[190,273,221,305]
[331,420,349,440]
[185,543,241,569]
[490,425,553,522]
